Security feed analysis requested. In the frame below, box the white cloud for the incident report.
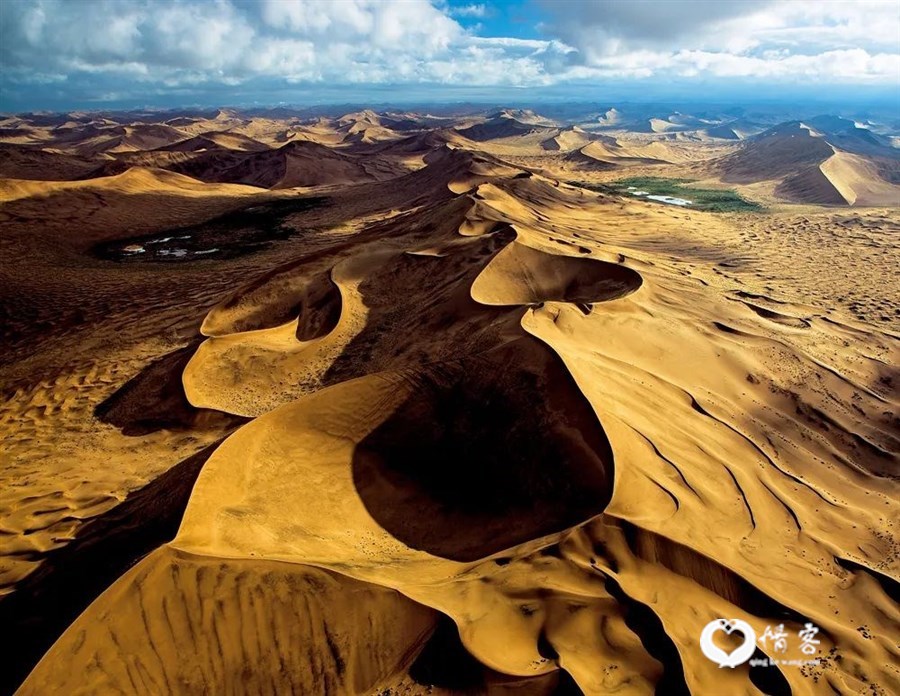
[450,4,487,19]
[536,0,900,84]
[539,0,900,55]
[671,48,900,81]
[0,0,897,107]
[1,0,471,82]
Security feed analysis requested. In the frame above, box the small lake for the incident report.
[574,178,762,213]
[94,196,328,262]
[120,235,221,260]
[626,186,692,206]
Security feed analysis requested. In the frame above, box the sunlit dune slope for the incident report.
[540,127,596,152]
[42,123,191,156]
[0,166,266,204]
[457,112,557,142]
[158,131,270,153]
[718,122,900,205]
[20,547,437,695]
[819,151,900,206]
[565,138,697,169]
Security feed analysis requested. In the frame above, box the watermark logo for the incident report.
[700,619,823,669]
[700,618,757,668]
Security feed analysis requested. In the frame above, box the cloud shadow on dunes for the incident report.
[351,336,615,562]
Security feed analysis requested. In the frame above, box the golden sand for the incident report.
[1,111,897,695]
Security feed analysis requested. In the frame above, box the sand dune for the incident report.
[540,127,596,152]
[335,110,406,144]
[48,123,190,156]
[341,125,400,145]
[718,121,900,205]
[158,131,269,153]
[457,112,557,142]
[701,123,743,140]
[20,547,436,695]
[21,166,900,695]
[774,162,850,205]
[470,241,642,305]
[585,110,765,143]
[2,110,899,695]
[164,140,380,189]
[720,123,837,182]
[567,138,673,169]
[820,151,900,206]
[595,107,623,127]
[347,129,461,158]
[0,145,106,181]
[0,166,265,204]
[774,151,900,207]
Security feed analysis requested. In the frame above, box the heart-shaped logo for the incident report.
[700,618,757,668]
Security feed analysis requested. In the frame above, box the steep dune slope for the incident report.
[48,123,190,156]
[567,138,679,169]
[21,547,437,695]
[158,131,269,152]
[820,151,900,206]
[0,166,266,205]
[541,127,595,152]
[167,140,377,188]
[457,112,556,142]
[718,122,900,205]
[0,145,106,181]
[774,163,850,205]
[719,122,836,183]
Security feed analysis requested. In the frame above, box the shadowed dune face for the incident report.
[353,338,614,561]
[471,241,643,306]
[174,340,616,571]
[292,271,342,341]
[93,342,248,435]
[715,123,900,206]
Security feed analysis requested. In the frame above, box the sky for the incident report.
[1,0,899,111]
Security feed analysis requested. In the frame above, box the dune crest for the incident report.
[471,241,642,306]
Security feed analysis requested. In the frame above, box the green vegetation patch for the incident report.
[92,196,330,262]
[577,177,763,213]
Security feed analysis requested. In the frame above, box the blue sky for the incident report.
[1,0,898,111]
[448,0,545,39]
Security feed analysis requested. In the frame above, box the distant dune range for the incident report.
[2,108,898,204]
[0,107,898,695]
[718,121,900,206]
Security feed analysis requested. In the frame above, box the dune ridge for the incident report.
[718,122,900,206]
